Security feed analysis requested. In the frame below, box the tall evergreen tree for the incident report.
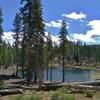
[20,0,35,84]
[59,20,68,82]
[32,0,45,86]
[20,0,45,85]
[12,13,21,76]
[0,7,3,41]
[0,6,3,67]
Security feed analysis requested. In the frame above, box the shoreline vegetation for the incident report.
[47,64,100,71]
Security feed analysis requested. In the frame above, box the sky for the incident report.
[0,0,100,44]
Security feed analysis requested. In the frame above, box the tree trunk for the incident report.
[46,62,49,80]
[50,60,52,82]
[62,52,65,82]
[16,44,18,77]
[34,72,37,83]
[27,39,32,85]
[22,68,25,79]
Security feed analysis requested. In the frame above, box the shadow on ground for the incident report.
[0,74,21,80]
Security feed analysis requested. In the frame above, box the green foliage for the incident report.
[50,91,61,100]
[59,20,68,55]
[63,95,75,100]
[0,80,4,87]
[20,0,45,84]
[59,20,68,82]
[29,94,42,100]
[50,91,75,100]
[11,96,22,100]
[0,6,3,39]
[84,89,94,98]
[12,13,21,76]
[11,91,42,100]
[56,87,67,94]
[0,41,14,67]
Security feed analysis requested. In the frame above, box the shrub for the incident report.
[84,89,94,98]
[0,80,4,87]
[26,91,42,100]
[56,87,74,94]
[50,91,61,100]
[63,95,75,100]
[11,96,22,100]
[56,87,67,94]
[50,91,75,100]
[30,94,42,100]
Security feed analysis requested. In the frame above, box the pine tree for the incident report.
[20,0,35,84]
[0,7,3,41]
[32,0,45,85]
[12,13,21,76]
[20,0,45,85]
[59,20,68,82]
[0,6,3,67]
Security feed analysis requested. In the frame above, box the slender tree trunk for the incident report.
[34,72,37,83]
[21,34,25,79]
[46,62,49,80]
[38,69,43,89]
[27,39,32,85]
[16,44,18,77]
[50,60,52,82]
[22,68,25,78]
[62,52,65,83]
[21,53,25,79]
[34,42,38,83]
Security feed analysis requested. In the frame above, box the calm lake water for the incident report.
[43,68,92,83]
[19,68,93,83]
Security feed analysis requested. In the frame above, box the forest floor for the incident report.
[0,66,100,100]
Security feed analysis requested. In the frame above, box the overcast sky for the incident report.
[0,0,100,44]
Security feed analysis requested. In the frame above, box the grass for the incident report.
[11,96,22,100]
[10,89,75,100]
[84,89,94,98]
[11,90,43,100]
[49,91,75,100]
[55,86,76,94]
[3,87,100,100]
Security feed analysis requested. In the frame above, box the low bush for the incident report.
[50,91,61,100]
[11,96,22,100]
[50,91,75,100]
[63,95,75,100]
[84,89,94,98]
[56,87,67,94]
[0,80,4,87]
[24,91,42,100]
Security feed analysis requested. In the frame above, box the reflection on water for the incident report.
[44,68,92,83]
[19,68,93,83]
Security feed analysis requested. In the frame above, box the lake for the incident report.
[43,68,93,83]
[19,67,93,83]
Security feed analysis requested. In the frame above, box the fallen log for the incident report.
[74,80,100,86]
[0,89,23,96]
[74,85,100,91]
[0,82,100,96]
[0,85,20,90]
[19,85,39,91]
